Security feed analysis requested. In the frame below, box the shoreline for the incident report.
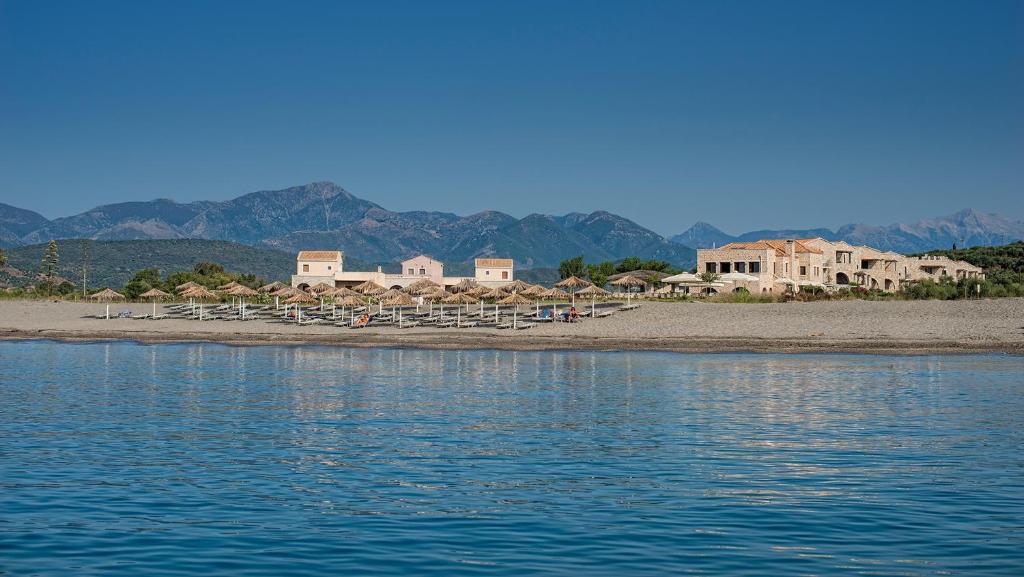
[3,328,1021,355]
[2,299,1022,355]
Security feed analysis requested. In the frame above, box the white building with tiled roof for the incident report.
[291,251,514,291]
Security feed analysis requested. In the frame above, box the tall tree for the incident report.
[0,247,7,268]
[38,240,60,295]
[558,255,586,279]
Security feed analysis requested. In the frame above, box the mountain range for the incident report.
[671,209,1024,255]
[2,182,1022,268]
[0,182,695,268]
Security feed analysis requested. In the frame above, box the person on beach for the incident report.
[562,306,581,323]
[354,313,370,327]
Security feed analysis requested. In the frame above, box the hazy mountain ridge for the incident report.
[0,202,51,246]
[672,209,1024,254]
[1,182,695,268]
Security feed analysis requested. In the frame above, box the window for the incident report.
[485,270,490,275]
[800,266,807,276]
[420,268,426,275]
[408,268,415,275]
[501,271,508,280]
[861,260,870,269]
[302,264,309,273]
[735,262,746,273]
[706,262,717,273]
[749,261,760,273]
[327,266,332,271]
[721,262,732,273]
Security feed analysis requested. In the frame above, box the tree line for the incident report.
[557,255,680,286]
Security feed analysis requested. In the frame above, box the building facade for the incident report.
[697,238,983,293]
[474,258,513,286]
[291,251,514,291]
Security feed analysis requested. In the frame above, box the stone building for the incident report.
[697,238,983,294]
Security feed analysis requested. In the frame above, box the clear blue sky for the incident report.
[1,1,1021,235]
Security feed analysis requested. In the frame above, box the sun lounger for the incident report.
[618,303,641,311]
[596,309,615,318]
[456,320,479,328]
[495,321,513,329]
[133,314,151,320]
[298,317,324,325]
[397,320,421,328]
[150,314,168,320]
[435,319,456,328]
[515,322,536,330]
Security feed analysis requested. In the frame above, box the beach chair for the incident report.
[618,303,641,311]
[435,319,456,328]
[456,320,479,328]
[150,314,168,320]
[397,320,421,328]
[298,317,324,326]
[133,313,151,320]
[495,321,514,329]
[515,322,536,330]
[596,309,616,318]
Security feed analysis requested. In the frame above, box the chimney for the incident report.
[786,240,796,277]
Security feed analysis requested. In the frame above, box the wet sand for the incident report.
[1,299,1023,354]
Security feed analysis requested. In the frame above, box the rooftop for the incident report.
[718,239,823,256]
[475,258,513,267]
[297,250,342,261]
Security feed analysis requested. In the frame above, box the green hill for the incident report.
[917,241,1024,273]
[2,239,297,289]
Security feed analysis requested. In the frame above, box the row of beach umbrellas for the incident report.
[87,271,651,321]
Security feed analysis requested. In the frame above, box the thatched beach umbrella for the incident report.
[258,281,287,293]
[353,280,385,294]
[381,292,416,327]
[465,285,491,298]
[610,275,646,305]
[499,293,533,329]
[443,292,478,325]
[331,286,361,298]
[227,285,259,315]
[180,286,218,320]
[217,281,243,291]
[270,286,302,309]
[90,288,126,319]
[576,284,610,318]
[555,276,591,307]
[308,281,335,295]
[482,287,508,300]
[175,281,202,294]
[90,288,126,301]
[451,278,479,293]
[337,294,367,323]
[521,284,547,297]
[139,287,170,318]
[421,288,448,316]
[404,278,439,295]
[283,292,317,323]
[501,279,532,293]
[542,287,569,317]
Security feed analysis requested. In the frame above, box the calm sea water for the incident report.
[1,341,1022,576]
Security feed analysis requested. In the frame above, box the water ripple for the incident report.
[1,342,1022,576]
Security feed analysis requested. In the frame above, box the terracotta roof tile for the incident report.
[297,250,342,261]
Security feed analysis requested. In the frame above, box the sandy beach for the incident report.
[1,298,1022,354]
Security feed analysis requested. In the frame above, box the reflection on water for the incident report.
[1,342,1022,576]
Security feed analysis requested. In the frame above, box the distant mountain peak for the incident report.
[671,208,1024,253]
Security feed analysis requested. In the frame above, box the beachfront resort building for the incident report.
[291,251,515,291]
[692,238,983,294]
